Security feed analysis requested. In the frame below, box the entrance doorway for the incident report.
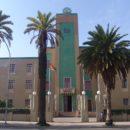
[88,99,92,111]
[64,95,72,112]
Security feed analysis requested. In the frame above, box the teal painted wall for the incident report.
[84,74,91,81]
[59,23,76,88]
[72,95,77,111]
[84,73,92,98]
[59,95,64,112]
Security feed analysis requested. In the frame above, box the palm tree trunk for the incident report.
[38,43,47,125]
[106,87,113,126]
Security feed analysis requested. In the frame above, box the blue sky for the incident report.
[0,0,130,57]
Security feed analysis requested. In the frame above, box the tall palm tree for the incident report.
[24,11,62,126]
[0,10,13,47]
[78,24,130,126]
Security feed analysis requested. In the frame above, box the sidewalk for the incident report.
[0,121,129,128]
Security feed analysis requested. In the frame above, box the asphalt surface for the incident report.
[0,117,129,129]
[0,127,129,130]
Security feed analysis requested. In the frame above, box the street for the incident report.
[0,118,129,130]
[0,127,129,130]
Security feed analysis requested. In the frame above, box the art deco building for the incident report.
[0,8,129,120]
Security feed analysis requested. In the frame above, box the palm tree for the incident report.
[24,11,62,126]
[0,10,13,47]
[78,24,130,126]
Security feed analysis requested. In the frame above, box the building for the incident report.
[0,57,38,109]
[0,8,129,121]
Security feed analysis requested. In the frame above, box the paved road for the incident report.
[0,117,129,129]
[0,128,129,130]
[0,122,129,130]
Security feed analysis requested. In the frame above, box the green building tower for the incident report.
[56,7,81,116]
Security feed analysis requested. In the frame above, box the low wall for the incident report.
[113,113,130,121]
[0,113,30,121]
[0,108,30,121]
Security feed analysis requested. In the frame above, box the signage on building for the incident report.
[60,87,75,94]
[85,80,91,91]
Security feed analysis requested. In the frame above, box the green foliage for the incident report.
[24,11,62,125]
[0,10,13,46]
[112,109,130,115]
[0,108,30,114]
[78,24,130,89]
[0,100,6,108]
[24,11,62,47]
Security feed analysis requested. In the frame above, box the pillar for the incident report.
[81,92,88,122]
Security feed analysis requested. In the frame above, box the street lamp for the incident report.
[47,91,51,95]
[4,42,11,124]
[97,90,101,95]
[82,90,86,95]
[47,90,51,107]
[48,67,51,104]
[32,62,36,110]
[82,90,86,110]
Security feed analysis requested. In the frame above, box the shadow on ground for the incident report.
[0,123,129,129]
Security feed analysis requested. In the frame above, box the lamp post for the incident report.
[82,90,86,111]
[81,90,88,122]
[4,42,11,124]
[80,65,88,122]
[47,89,52,121]
[32,91,36,110]
[47,67,53,121]
[32,62,36,110]
[48,68,51,105]
[29,62,37,122]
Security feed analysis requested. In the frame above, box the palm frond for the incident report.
[24,11,62,48]
[0,11,13,46]
[78,24,130,90]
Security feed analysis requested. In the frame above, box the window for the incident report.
[123,98,128,106]
[122,79,128,88]
[8,80,15,89]
[84,80,91,90]
[25,80,32,89]
[9,64,16,73]
[64,77,71,88]
[47,60,50,68]
[26,64,32,73]
[8,99,13,108]
[64,28,70,33]
[88,99,92,111]
[25,99,30,107]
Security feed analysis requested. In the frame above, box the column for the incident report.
[81,91,88,122]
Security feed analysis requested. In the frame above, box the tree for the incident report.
[0,10,13,47]
[0,100,6,108]
[24,11,62,126]
[78,24,130,126]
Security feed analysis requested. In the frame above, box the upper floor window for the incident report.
[84,80,91,90]
[26,64,32,73]
[64,28,70,33]
[25,80,32,89]
[47,60,50,68]
[9,64,16,74]
[122,79,128,88]
[8,99,13,108]
[64,77,71,88]
[8,80,15,89]
[25,99,30,108]
[123,98,128,106]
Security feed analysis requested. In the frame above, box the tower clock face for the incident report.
[63,7,72,14]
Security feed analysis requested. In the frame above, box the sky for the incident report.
[0,0,130,57]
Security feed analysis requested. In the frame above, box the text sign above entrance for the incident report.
[60,88,75,94]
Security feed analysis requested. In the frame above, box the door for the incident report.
[64,95,72,112]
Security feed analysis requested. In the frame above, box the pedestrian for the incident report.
[100,112,103,122]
